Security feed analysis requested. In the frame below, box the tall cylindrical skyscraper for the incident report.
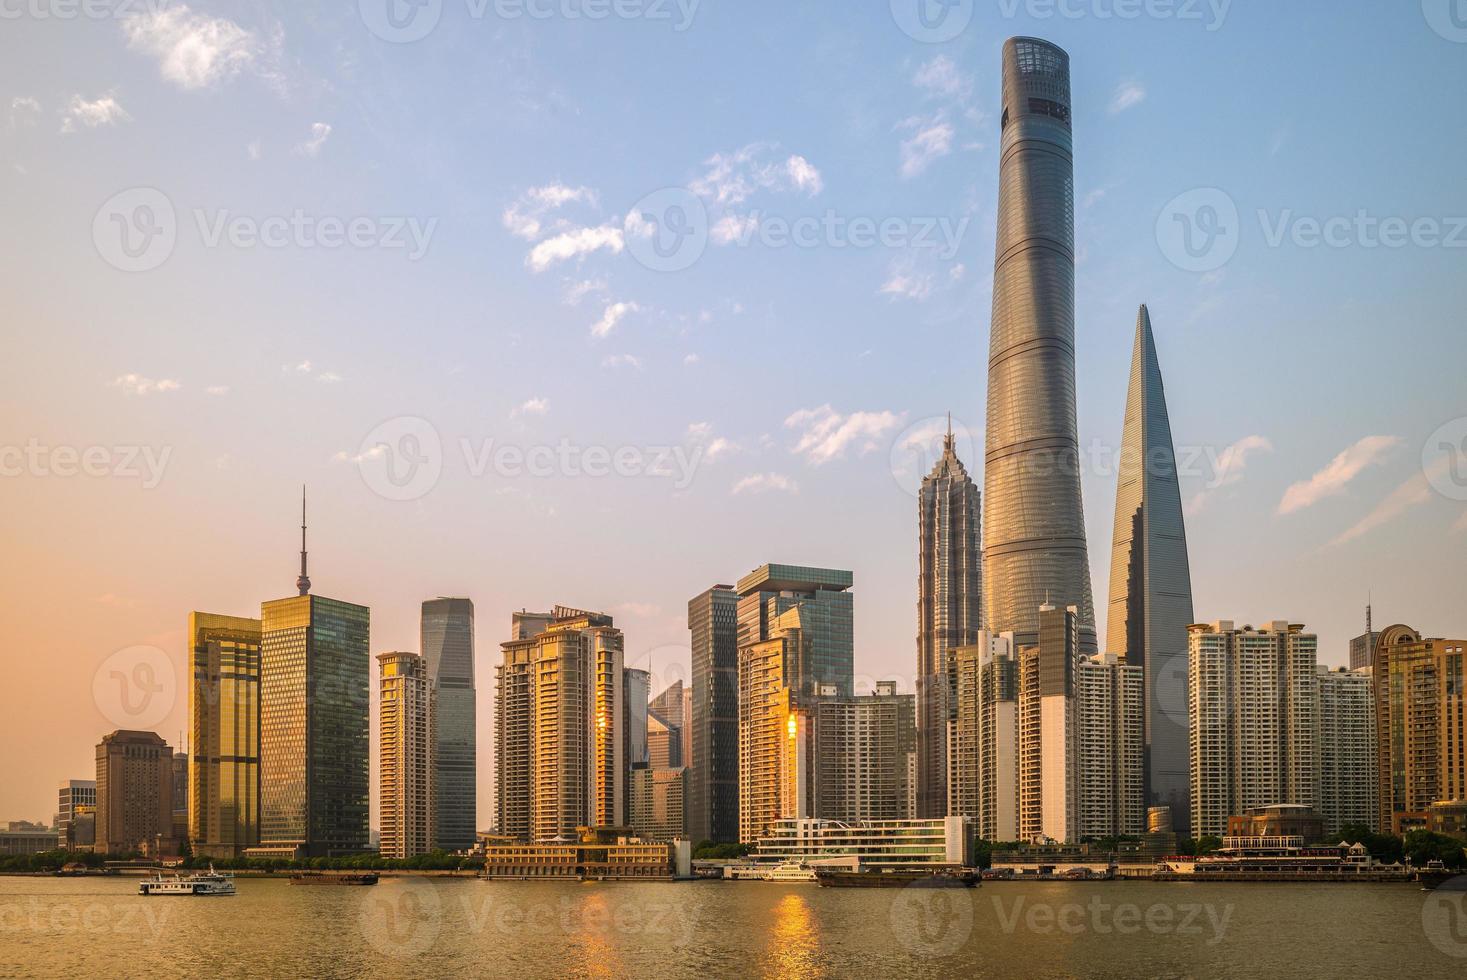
[983,37,1096,648]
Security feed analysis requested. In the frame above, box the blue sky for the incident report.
[2,1,1465,822]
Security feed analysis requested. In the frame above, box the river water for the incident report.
[1,876,1462,977]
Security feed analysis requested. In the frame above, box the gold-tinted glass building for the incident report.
[188,612,262,858]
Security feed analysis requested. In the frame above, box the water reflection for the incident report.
[763,892,820,979]
[569,889,625,978]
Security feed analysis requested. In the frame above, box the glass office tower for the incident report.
[688,585,740,844]
[421,597,476,852]
[259,594,370,857]
[1106,305,1195,832]
[982,37,1097,651]
[735,564,854,699]
[189,612,262,858]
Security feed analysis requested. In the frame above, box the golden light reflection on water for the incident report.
[763,892,821,980]
[569,888,624,978]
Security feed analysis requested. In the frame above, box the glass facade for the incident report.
[1105,305,1196,832]
[983,37,1097,651]
[421,597,476,852]
[260,594,370,857]
[688,585,740,844]
[735,564,854,700]
[189,612,261,856]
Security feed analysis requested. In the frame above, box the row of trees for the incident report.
[1338,825,1467,870]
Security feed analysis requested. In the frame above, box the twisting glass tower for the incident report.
[916,420,982,818]
[1107,304,1194,831]
[983,37,1096,649]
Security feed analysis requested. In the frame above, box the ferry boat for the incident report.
[138,866,236,896]
[761,862,819,882]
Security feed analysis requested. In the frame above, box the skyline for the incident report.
[5,4,1467,830]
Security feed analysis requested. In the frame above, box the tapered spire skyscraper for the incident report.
[983,37,1097,649]
[1106,305,1194,831]
[916,417,982,818]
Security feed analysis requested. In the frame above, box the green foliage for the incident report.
[1336,823,1404,864]
[1403,831,1467,870]
[175,851,476,872]
[692,841,749,860]
[1179,836,1222,856]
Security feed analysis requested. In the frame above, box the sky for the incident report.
[2,1,1465,827]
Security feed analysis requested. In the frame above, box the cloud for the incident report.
[689,144,823,207]
[786,405,903,464]
[1278,436,1403,515]
[563,277,607,306]
[503,184,598,240]
[601,354,643,370]
[112,374,180,396]
[711,213,760,246]
[206,385,230,396]
[511,397,549,419]
[1186,435,1274,515]
[316,371,342,384]
[1109,81,1147,114]
[60,93,130,133]
[293,122,331,157]
[732,472,798,496]
[913,55,972,100]
[527,224,624,272]
[688,422,737,462]
[879,270,935,302]
[122,5,273,91]
[1328,459,1450,548]
[246,140,261,161]
[683,353,701,366]
[10,97,41,128]
[898,118,954,179]
[591,301,640,339]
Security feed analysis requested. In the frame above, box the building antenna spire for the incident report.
[296,485,311,596]
[944,411,955,454]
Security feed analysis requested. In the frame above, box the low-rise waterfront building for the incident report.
[57,779,96,850]
[0,827,60,855]
[748,817,969,870]
[479,827,691,880]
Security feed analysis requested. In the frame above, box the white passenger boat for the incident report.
[138,866,236,896]
[761,862,818,882]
